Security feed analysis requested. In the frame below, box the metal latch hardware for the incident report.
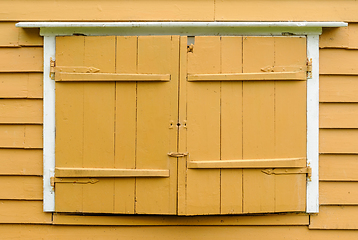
[306,58,313,79]
[168,152,188,158]
[50,58,56,80]
[262,167,312,181]
[50,177,99,187]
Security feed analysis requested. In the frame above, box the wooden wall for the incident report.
[1,0,358,238]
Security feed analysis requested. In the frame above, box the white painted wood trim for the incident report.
[306,35,320,213]
[16,21,347,28]
[43,36,56,212]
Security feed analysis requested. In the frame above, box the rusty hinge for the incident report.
[262,167,312,181]
[50,58,56,80]
[306,58,313,79]
[168,152,188,158]
[50,177,99,187]
[187,44,194,53]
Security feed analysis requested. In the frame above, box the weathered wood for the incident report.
[188,158,306,169]
[0,149,42,175]
[320,182,358,205]
[55,168,170,177]
[320,154,358,181]
[320,49,358,74]
[320,129,358,153]
[0,47,43,72]
[56,72,171,81]
[0,125,42,148]
[320,75,358,102]
[0,99,42,124]
[320,103,358,128]
[0,200,51,223]
[187,72,306,81]
[310,206,358,229]
[0,176,42,200]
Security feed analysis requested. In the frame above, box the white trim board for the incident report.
[18,22,347,213]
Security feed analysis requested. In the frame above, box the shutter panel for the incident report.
[178,36,307,215]
[55,36,179,214]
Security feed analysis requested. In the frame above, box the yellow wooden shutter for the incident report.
[54,35,308,215]
[55,36,179,214]
[178,36,307,215]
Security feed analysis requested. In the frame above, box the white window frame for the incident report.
[16,21,347,213]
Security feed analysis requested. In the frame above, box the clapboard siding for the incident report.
[320,103,358,128]
[320,182,358,205]
[320,155,358,181]
[0,22,42,47]
[0,99,42,124]
[310,206,358,229]
[0,176,42,200]
[0,47,43,72]
[0,125,42,149]
[0,200,51,224]
[320,75,358,102]
[0,73,42,99]
[0,149,42,175]
[320,49,358,75]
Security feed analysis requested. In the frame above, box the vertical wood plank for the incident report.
[274,37,306,212]
[186,36,221,215]
[82,36,115,213]
[113,36,137,214]
[135,36,178,214]
[242,36,275,213]
[220,36,243,214]
[55,36,85,212]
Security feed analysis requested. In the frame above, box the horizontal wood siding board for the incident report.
[320,49,358,75]
[0,22,42,47]
[0,149,42,175]
[0,200,51,224]
[319,75,358,102]
[320,103,358,128]
[319,26,349,49]
[0,99,43,124]
[0,176,42,200]
[0,47,43,72]
[320,129,358,154]
[0,73,43,99]
[320,182,358,205]
[320,154,358,181]
[0,125,42,149]
[349,23,358,49]
[310,206,358,229]
[53,213,308,226]
[1,1,215,21]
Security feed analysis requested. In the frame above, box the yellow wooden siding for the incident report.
[320,103,358,128]
[320,182,358,205]
[0,125,42,148]
[320,76,358,102]
[310,206,358,229]
[0,99,42,124]
[0,73,42,99]
[0,22,42,47]
[0,176,42,200]
[320,155,358,181]
[0,149,42,175]
[0,201,51,223]
[0,47,43,72]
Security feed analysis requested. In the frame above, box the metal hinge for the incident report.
[262,167,312,181]
[168,152,188,158]
[50,177,99,187]
[306,58,313,79]
[50,58,56,80]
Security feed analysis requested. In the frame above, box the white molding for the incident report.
[31,21,340,214]
[43,36,56,212]
[306,35,320,213]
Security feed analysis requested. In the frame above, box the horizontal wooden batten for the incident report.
[53,213,309,226]
[56,72,171,82]
[0,176,42,200]
[187,72,306,81]
[320,182,358,205]
[55,167,170,178]
[320,155,358,181]
[188,158,306,169]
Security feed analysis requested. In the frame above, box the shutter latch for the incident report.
[168,152,188,158]
[262,167,312,181]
